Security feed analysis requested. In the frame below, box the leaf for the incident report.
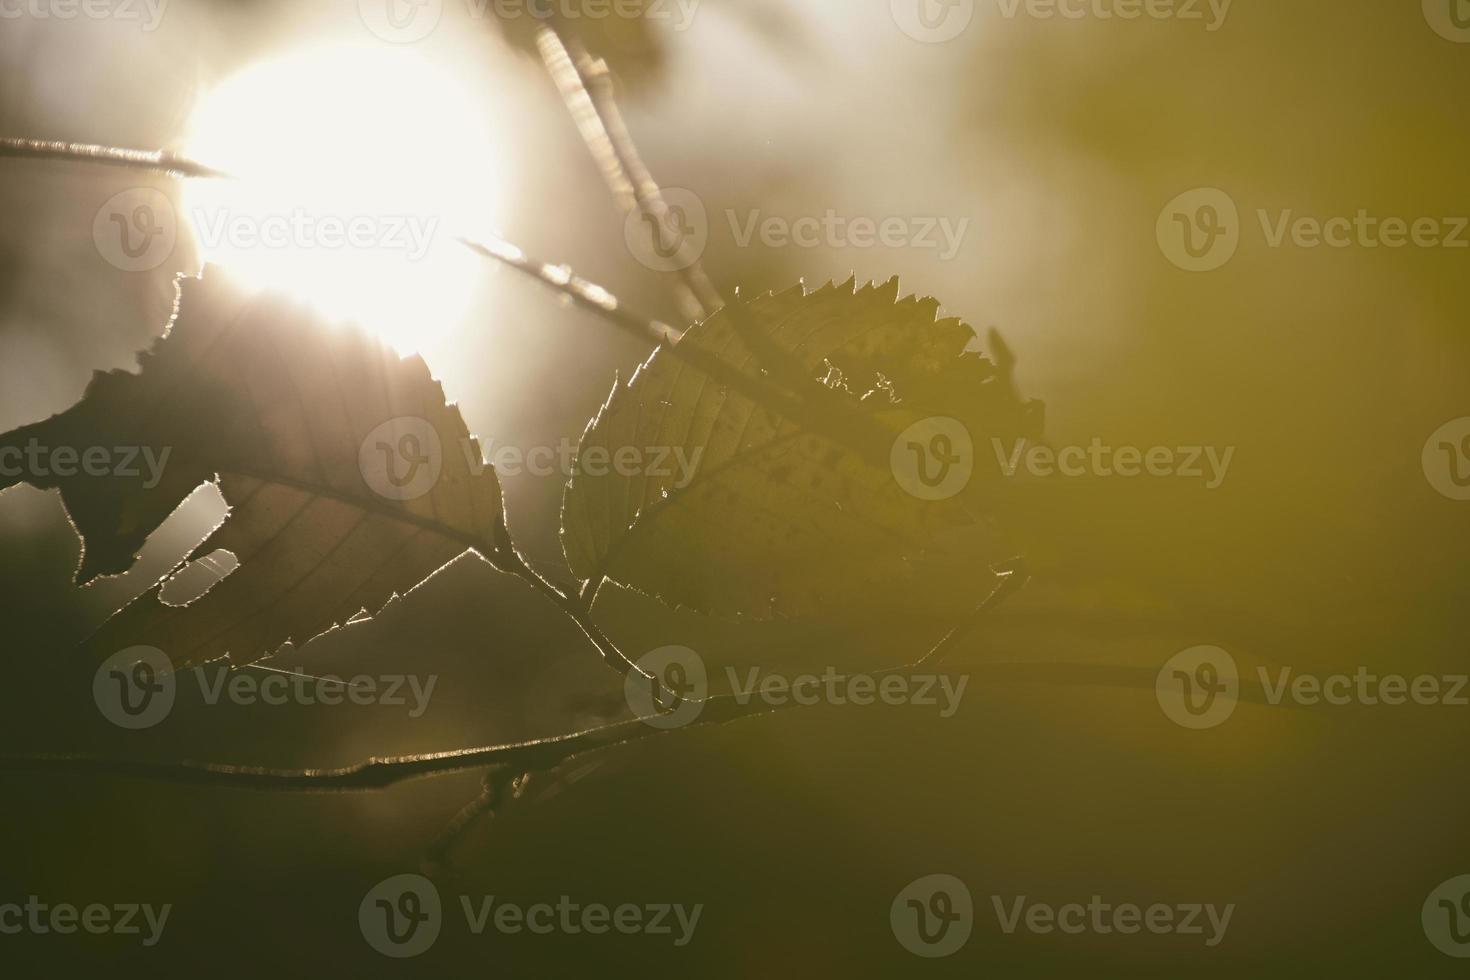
[0,267,505,669]
[560,277,1042,621]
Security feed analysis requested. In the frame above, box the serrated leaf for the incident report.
[560,277,1042,621]
[0,268,505,669]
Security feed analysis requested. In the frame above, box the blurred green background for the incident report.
[0,0,1467,975]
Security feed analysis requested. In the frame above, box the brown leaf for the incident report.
[0,267,505,669]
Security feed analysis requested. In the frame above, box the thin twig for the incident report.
[0,562,1028,792]
[488,520,647,679]
[0,137,230,179]
[422,769,526,872]
[533,32,847,391]
[535,26,723,323]
[460,233,891,465]
[0,136,898,470]
[458,233,682,346]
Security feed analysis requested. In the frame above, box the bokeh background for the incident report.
[0,0,1467,975]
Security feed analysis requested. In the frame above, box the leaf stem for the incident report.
[487,521,647,679]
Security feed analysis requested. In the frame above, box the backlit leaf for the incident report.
[561,277,1042,621]
[0,268,505,669]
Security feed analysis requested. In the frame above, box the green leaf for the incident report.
[0,268,505,669]
[561,277,1042,622]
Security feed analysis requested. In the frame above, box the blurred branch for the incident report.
[422,769,528,872]
[459,234,682,346]
[0,136,863,457]
[535,26,723,322]
[0,137,231,179]
[0,562,1028,793]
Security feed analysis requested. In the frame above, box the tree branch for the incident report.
[0,137,230,178]
[0,136,901,472]
[535,26,723,322]
[0,561,1028,792]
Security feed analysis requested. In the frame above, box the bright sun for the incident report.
[183,43,502,353]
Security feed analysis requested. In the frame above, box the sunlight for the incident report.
[182,43,502,354]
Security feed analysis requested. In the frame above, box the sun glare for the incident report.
[183,43,502,353]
